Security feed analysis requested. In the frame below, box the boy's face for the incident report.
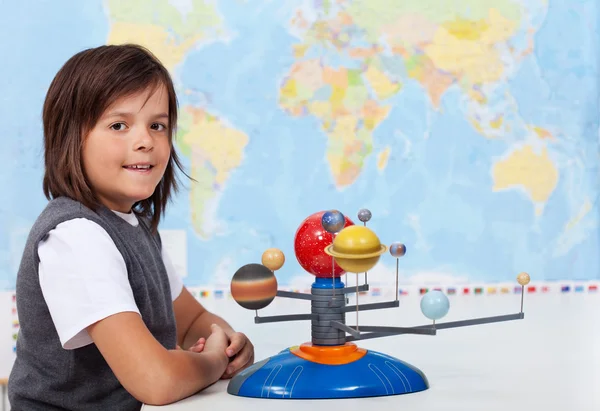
[82,84,171,213]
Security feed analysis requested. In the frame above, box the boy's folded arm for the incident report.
[87,311,229,406]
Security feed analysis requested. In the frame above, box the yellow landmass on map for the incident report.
[289,59,325,91]
[425,9,518,85]
[293,44,309,58]
[363,65,401,100]
[443,17,490,40]
[105,0,224,71]
[375,5,520,105]
[492,145,558,214]
[178,107,249,238]
[490,116,504,129]
[377,147,391,171]
[279,61,395,187]
[326,118,373,187]
[284,1,529,188]
[345,0,521,41]
[107,23,203,71]
[531,126,555,140]
[468,89,487,104]
[380,13,439,49]
[565,199,592,231]
[405,54,454,108]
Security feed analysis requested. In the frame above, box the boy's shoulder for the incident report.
[28,197,102,240]
[36,197,98,225]
[17,197,108,269]
[43,196,93,213]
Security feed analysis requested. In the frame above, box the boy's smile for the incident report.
[123,163,154,173]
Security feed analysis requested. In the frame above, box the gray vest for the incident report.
[8,197,177,410]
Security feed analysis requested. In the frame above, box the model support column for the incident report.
[310,277,346,346]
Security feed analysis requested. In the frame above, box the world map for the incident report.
[1,0,598,290]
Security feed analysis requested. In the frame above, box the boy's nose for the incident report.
[134,131,154,152]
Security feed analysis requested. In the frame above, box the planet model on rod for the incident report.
[321,210,346,234]
[294,210,354,277]
[324,225,387,273]
[261,247,285,271]
[230,263,278,310]
[389,242,406,258]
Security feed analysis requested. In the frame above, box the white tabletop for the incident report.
[143,291,600,411]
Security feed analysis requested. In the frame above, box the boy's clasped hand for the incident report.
[177,324,254,379]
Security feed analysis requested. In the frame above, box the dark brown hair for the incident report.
[42,44,187,231]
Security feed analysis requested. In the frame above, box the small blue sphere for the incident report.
[420,290,450,320]
[321,210,345,233]
[357,208,372,223]
[389,242,406,257]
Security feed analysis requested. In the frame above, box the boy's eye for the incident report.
[151,123,167,131]
[110,122,127,131]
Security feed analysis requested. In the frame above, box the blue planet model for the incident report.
[321,210,346,234]
[357,208,372,223]
[389,242,407,257]
[420,290,450,320]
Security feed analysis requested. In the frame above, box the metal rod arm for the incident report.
[346,332,405,342]
[341,284,369,294]
[274,285,369,301]
[345,312,525,341]
[276,290,315,301]
[331,322,436,339]
[350,325,436,336]
[414,313,525,330]
[341,300,399,313]
[254,313,318,324]
[329,321,361,338]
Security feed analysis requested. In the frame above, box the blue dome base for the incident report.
[227,346,429,399]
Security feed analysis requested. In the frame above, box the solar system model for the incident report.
[227,209,530,400]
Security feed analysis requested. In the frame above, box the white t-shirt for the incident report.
[37,210,184,350]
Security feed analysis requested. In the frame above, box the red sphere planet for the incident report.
[294,211,354,277]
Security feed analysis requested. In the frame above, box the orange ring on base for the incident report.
[290,342,367,365]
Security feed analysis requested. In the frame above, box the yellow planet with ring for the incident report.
[324,225,387,273]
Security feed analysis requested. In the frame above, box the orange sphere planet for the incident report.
[262,248,285,271]
[230,264,278,310]
[517,272,530,286]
